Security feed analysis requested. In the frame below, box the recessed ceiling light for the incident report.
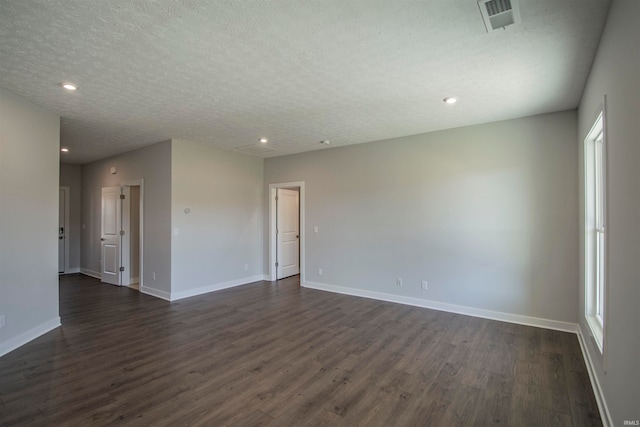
[259,138,268,144]
[60,148,69,152]
[60,82,77,91]
[443,97,457,104]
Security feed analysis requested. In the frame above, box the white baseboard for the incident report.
[302,281,578,333]
[576,324,613,427]
[80,268,101,279]
[140,285,171,301]
[129,276,140,284]
[0,317,61,357]
[59,267,80,275]
[170,275,266,301]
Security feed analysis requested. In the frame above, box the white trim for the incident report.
[170,275,266,301]
[140,285,171,301]
[59,267,80,275]
[129,276,140,284]
[268,181,305,282]
[576,324,613,427]
[0,317,61,357]
[59,186,70,274]
[80,268,101,279]
[302,281,578,333]
[585,314,604,353]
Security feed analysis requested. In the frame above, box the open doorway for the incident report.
[58,186,70,274]
[268,181,305,282]
[122,184,141,290]
[100,179,143,290]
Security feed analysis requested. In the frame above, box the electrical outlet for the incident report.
[396,277,403,286]
[421,281,428,291]
[152,272,156,280]
[0,315,5,329]
[244,264,249,271]
[318,268,323,276]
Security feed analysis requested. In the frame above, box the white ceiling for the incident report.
[0,0,610,164]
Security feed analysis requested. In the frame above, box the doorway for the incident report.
[59,186,70,274]
[269,181,305,282]
[100,179,143,290]
[122,184,141,290]
[277,188,300,279]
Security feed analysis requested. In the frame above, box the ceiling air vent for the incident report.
[478,0,521,32]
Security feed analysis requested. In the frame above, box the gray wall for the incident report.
[59,163,82,272]
[0,88,60,354]
[171,140,263,297]
[577,0,640,423]
[81,141,172,295]
[265,111,579,323]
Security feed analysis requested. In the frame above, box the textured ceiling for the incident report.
[0,0,610,164]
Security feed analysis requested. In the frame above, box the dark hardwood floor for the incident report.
[1,274,601,426]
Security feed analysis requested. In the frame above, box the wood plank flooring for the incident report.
[0,274,601,426]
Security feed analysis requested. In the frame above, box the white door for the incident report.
[120,186,131,287]
[58,189,65,273]
[101,186,122,286]
[277,189,300,279]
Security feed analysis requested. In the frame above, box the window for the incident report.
[584,111,606,352]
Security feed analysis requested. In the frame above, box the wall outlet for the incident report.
[396,277,403,286]
[318,268,323,276]
[0,315,5,329]
[421,281,428,291]
[314,226,319,233]
[152,272,156,280]
[244,264,249,271]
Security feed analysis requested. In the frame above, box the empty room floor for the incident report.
[0,274,601,426]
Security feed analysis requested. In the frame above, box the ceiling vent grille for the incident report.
[478,0,521,32]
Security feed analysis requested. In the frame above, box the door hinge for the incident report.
[119,266,125,272]
[120,194,125,200]
[275,262,279,267]
[120,230,125,236]
[275,196,279,201]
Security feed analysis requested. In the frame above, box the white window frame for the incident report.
[584,111,606,353]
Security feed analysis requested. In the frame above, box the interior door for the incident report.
[277,188,300,279]
[58,189,65,273]
[120,186,131,287]
[101,186,122,286]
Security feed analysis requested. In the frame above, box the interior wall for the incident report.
[264,111,579,323]
[577,0,640,424]
[0,88,60,355]
[171,140,263,299]
[59,163,82,272]
[81,141,172,296]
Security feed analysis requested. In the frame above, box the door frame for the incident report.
[59,186,70,274]
[268,181,305,282]
[121,179,144,290]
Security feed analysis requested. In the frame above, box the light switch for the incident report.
[314,226,318,233]
[174,227,179,236]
